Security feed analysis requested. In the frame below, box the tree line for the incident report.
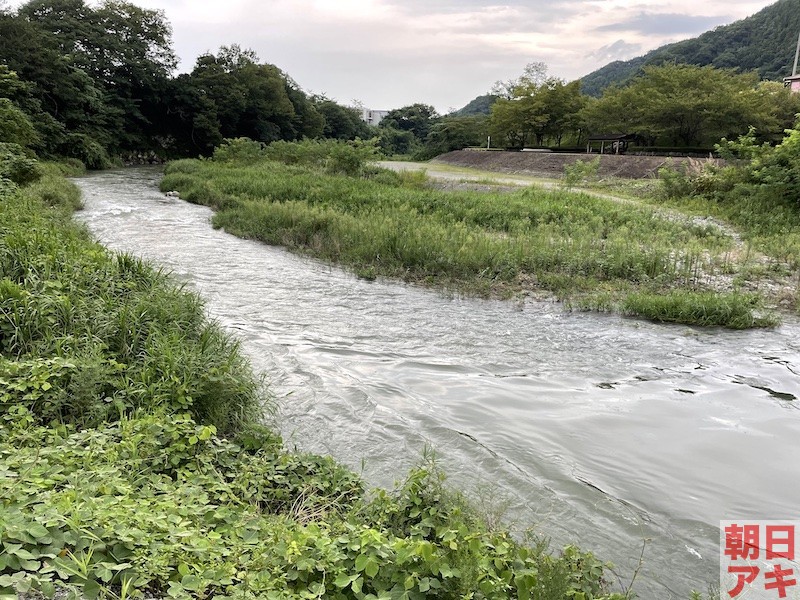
[400,62,800,159]
[580,0,800,96]
[0,0,374,166]
[2,0,799,167]
[343,61,800,159]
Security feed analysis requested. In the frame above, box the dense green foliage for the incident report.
[0,407,623,600]
[316,98,374,141]
[0,0,174,161]
[489,64,586,148]
[658,122,800,269]
[581,64,799,148]
[474,60,798,151]
[165,45,325,156]
[0,1,369,161]
[0,147,626,599]
[376,104,440,157]
[160,140,779,328]
[580,0,800,96]
[424,115,491,156]
[3,0,799,164]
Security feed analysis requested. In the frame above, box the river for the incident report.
[74,167,800,599]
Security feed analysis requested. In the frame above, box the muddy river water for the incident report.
[74,168,800,598]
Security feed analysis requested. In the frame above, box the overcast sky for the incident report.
[9,0,779,113]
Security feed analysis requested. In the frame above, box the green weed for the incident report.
[0,409,625,600]
[563,156,601,189]
[621,291,778,328]
[0,177,263,432]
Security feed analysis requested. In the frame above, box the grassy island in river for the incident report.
[160,138,788,329]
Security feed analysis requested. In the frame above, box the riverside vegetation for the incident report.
[161,138,782,329]
[0,146,628,598]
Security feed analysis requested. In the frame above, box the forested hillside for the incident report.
[453,94,498,116]
[581,0,800,96]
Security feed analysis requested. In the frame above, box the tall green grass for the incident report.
[162,154,776,328]
[0,174,263,432]
[622,291,778,328]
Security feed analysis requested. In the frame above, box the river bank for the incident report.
[0,162,626,596]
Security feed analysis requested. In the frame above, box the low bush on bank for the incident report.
[161,139,777,328]
[214,137,379,177]
[0,143,42,187]
[657,126,800,273]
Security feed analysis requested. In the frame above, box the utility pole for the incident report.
[793,30,800,76]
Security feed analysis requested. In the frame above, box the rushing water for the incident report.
[74,168,800,599]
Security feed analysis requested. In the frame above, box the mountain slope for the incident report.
[453,94,498,116]
[580,0,800,96]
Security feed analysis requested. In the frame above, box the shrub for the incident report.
[0,142,41,186]
[260,138,379,176]
[325,138,378,176]
[57,133,112,170]
[212,137,267,164]
[0,97,38,148]
[263,138,332,167]
[563,157,600,189]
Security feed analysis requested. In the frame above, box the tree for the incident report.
[492,61,549,99]
[0,12,103,155]
[315,98,372,140]
[489,65,586,148]
[284,82,323,140]
[379,103,439,142]
[581,64,778,147]
[0,1,376,160]
[17,0,177,152]
[162,73,224,155]
[166,46,323,155]
[755,81,800,143]
[424,115,489,156]
[376,127,416,156]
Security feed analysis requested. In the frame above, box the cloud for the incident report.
[589,39,643,63]
[2,0,777,112]
[595,12,729,36]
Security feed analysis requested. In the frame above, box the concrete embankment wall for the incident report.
[432,150,718,179]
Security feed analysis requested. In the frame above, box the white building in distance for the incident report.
[360,108,390,126]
